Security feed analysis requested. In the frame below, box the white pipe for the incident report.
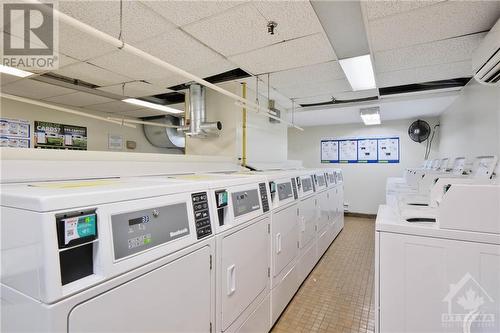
[234,101,304,131]
[107,117,180,129]
[1,93,136,128]
[42,3,303,130]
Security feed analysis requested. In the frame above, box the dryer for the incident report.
[1,178,216,333]
[137,173,272,333]
[313,170,331,260]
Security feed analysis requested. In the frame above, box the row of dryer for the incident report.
[0,167,344,333]
[376,156,500,333]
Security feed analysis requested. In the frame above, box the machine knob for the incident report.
[152,209,160,217]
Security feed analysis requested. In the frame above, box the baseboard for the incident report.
[344,212,377,219]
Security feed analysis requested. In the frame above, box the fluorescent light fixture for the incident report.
[0,64,34,78]
[360,107,381,125]
[123,98,184,114]
[339,54,376,91]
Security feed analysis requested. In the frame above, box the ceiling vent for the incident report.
[473,18,500,85]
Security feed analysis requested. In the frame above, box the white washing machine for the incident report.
[312,170,331,260]
[333,169,345,237]
[250,170,302,326]
[322,168,344,247]
[295,170,319,286]
[1,178,217,333]
[138,173,272,333]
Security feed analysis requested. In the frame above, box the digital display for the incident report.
[129,215,150,226]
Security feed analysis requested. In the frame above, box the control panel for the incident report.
[291,178,298,200]
[259,183,269,212]
[302,177,313,192]
[232,189,261,217]
[215,190,229,226]
[192,192,213,239]
[317,174,326,187]
[310,175,316,192]
[111,203,190,260]
[277,182,293,201]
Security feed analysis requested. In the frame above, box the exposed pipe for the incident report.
[182,84,222,137]
[1,93,136,128]
[106,117,180,129]
[37,3,303,130]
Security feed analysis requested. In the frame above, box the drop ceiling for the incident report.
[1,0,498,124]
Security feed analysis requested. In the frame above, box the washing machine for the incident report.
[312,170,331,260]
[322,168,343,247]
[1,178,216,333]
[133,173,272,333]
[295,170,318,285]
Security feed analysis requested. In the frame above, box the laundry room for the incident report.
[0,1,499,333]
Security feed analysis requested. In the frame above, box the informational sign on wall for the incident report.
[34,121,87,150]
[321,137,400,164]
[0,118,30,148]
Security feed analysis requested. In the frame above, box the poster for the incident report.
[108,134,124,150]
[357,139,378,162]
[0,118,30,148]
[377,137,399,162]
[339,140,358,162]
[321,137,400,164]
[320,140,339,162]
[35,121,87,150]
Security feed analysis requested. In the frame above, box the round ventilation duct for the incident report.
[143,115,185,149]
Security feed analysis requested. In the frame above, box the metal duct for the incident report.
[181,83,222,138]
[143,115,185,149]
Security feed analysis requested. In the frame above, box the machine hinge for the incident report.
[315,225,318,231]
[297,241,299,248]
[209,255,212,270]
[296,208,299,216]
[267,267,270,277]
[210,322,212,333]
[268,224,270,234]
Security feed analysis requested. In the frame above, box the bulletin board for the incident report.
[321,137,399,164]
[0,118,31,148]
[34,121,87,150]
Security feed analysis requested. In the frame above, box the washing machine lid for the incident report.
[165,173,268,188]
[0,178,210,212]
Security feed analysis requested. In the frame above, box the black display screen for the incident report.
[129,215,150,226]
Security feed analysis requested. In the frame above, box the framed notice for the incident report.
[0,118,30,148]
[320,136,400,164]
[320,140,339,162]
[35,121,87,150]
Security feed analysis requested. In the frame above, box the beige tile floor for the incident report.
[271,216,375,333]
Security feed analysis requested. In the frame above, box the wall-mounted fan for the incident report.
[408,119,431,143]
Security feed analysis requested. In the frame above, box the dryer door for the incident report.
[317,191,330,232]
[298,196,316,249]
[272,204,299,278]
[220,216,270,331]
[68,246,212,333]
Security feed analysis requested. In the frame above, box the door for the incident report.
[298,196,316,249]
[220,217,270,330]
[69,246,212,333]
[272,205,299,278]
[379,232,500,333]
[317,191,329,232]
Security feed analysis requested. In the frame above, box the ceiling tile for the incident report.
[363,0,445,21]
[53,62,132,87]
[277,78,351,99]
[135,29,225,73]
[230,33,336,75]
[98,81,171,98]
[373,33,484,73]
[1,79,76,99]
[84,101,143,113]
[368,1,500,51]
[142,0,242,27]
[376,60,473,87]
[58,23,117,61]
[183,3,281,56]
[43,91,115,107]
[59,1,176,44]
[0,73,22,86]
[253,0,324,42]
[269,61,345,89]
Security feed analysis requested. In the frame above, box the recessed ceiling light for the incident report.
[122,98,184,114]
[0,64,34,78]
[360,106,381,126]
[339,54,376,91]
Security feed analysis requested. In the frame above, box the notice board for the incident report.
[321,137,399,164]
[34,121,87,150]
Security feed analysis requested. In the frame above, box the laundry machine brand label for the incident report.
[111,203,190,260]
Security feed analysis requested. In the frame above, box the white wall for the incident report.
[0,98,180,154]
[186,81,288,165]
[439,80,500,159]
[288,117,440,214]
